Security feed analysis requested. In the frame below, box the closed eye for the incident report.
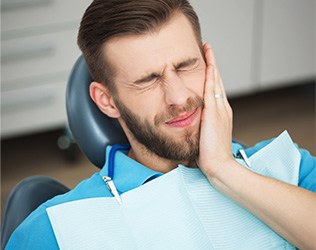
[175,58,199,71]
[133,72,161,84]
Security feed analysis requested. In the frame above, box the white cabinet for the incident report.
[1,0,92,138]
[191,0,315,96]
[191,0,255,96]
[258,0,315,89]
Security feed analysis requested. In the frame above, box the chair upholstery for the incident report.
[66,55,128,169]
[1,176,70,248]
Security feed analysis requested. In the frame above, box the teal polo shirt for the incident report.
[5,141,316,249]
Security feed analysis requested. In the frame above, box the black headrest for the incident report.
[66,56,128,168]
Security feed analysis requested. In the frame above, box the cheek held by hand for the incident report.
[197,43,234,177]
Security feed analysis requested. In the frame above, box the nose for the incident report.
[163,73,192,106]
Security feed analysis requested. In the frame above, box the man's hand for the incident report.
[197,43,234,178]
[197,43,316,250]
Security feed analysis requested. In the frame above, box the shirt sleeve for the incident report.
[297,147,316,192]
[5,205,59,250]
[244,139,316,192]
[5,173,106,250]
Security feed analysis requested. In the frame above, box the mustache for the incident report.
[154,96,204,125]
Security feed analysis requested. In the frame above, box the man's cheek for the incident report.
[188,71,205,96]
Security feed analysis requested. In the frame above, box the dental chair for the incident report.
[1,56,128,248]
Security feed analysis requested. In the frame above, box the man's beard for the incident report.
[114,96,204,164]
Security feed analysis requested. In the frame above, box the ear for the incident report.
[89,81,121,118]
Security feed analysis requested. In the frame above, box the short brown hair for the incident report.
[77,0,202,92]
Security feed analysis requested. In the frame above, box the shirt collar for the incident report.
[100,145,162,194]
[100,142,243,194]
[232,141,245,157]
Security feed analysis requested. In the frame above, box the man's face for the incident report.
[104,13,206,163]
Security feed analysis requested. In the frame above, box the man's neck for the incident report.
[127,143,181,174]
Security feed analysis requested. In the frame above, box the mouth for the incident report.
[165,108,199,128]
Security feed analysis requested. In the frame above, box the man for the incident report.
[6,0,316,249]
